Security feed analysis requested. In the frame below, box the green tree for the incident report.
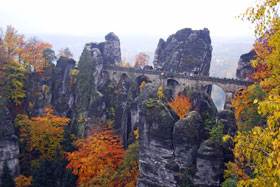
[208,121,224,146]
[57,48,73,59]
[0,161,15,187]
[76,48,95,112]
[42,48,56,67]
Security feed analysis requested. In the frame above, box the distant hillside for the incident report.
[210,37,254,78]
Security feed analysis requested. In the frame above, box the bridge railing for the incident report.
[103,65,253,86]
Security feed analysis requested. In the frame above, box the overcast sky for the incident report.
[0,0,255,39]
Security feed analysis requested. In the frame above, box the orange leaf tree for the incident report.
[113,128,140,187]
[65,127,124,186]
[134,52,149,69]
[22,38,52,72]
[168,94,192,119]
[14,175,32,187]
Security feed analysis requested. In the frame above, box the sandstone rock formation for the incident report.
[85,32,121,66]
[153,28,212,76]
[0,108,20,177]
[236,50,256,81]
[136,84,229,187]
[52,56,76,117]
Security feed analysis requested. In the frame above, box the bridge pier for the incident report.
[224,91,234,110]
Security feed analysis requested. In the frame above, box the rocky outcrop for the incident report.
[52,57,76,117]
[217,110,237,164]
[85,32,121,66]
[194,140,223,187]
[153,28,212,76]
[236,50,256,81]
[0,108,20,177]
[137,85,177,187]
[137,84,225,187]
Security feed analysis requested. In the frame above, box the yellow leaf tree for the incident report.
[16,106,70,162]
[223,0,280,186]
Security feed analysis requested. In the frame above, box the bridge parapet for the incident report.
[103,65,253,86]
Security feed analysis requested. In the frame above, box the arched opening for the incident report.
[206,84,226,110]
[167,79,180,95]
[101,71,110,81]
[112,72,118,81]
[121,73,128,80]
[135,75,152,87]
[167,79,179,88]
[131,75,152,98]
[120,73,130,91]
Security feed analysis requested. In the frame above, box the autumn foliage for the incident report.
[223,0,280,186]
[14,175,32,187]
[113,129,140,187]
[134,52,149,69]
[16,106,70,161]
[168,94,192,119]
[0,26,53,72]
[65,127,124,186]
[0,26,54,107]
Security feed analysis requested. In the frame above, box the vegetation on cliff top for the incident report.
[223,0,280,186]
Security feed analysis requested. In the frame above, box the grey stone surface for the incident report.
[236,50,256,81]
[85,32,121,66]
[173,112,204,169]
[153,28,212,76]
[194,140,224,187]
[0,108,20,177]
[52,56,76,116]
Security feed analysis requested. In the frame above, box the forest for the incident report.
[1,0,280,186]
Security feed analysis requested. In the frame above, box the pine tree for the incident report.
[0,161,15,187]
[77,48,95,112]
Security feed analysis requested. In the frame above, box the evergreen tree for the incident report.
[77,48,95,112]
[0,161,15,187]
[32,160,52,187]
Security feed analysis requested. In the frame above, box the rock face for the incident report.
[137,84,225,187]
[236,50,256,81]
[153,28,212,76]
[0,108,20,177]
[194,140,223,187]
[52,56,76,117]
[217,110,237,163]
[85,32,121,66]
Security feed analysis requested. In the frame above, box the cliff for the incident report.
[153,28,212,76]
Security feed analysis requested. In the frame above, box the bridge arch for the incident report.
[135,75,152,86]
[101,70,110,81]
[121,73,128,80]
[167,79,181,95]
[112,71,118,81]
[203,84,226,110]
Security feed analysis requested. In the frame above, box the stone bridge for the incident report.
[102,65,252,109]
